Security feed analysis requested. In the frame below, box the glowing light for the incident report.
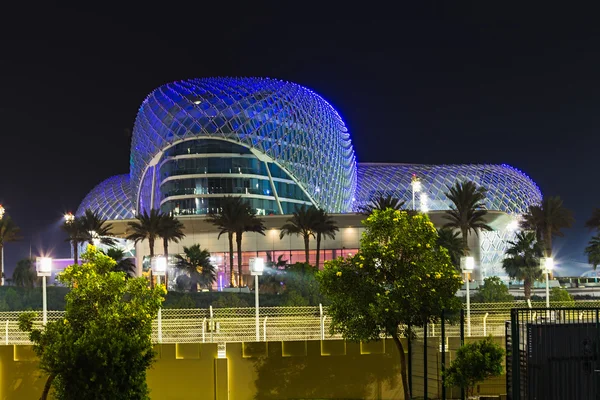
[151,256,167,276]
[64,212,75,223]
[250,257,264,275]
[420,192,429,213]
[411,174,422,193]
[0,205,4,219]
[36,257,52,277]
[541,257,554,273]
[461,256,474,273]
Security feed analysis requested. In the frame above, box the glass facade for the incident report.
[76,174,134,220]
[153,139,312,215]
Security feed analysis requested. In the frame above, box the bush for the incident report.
[445,336,505,397]
[473,276,513,303]
[550,286,575,306]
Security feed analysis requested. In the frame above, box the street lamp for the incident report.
[541,257,553,310]
[64,212,75,224]
[411,175,421,211]
[0,205,4,286]
[151,256,167,343]
[461,256,474,337]
[419,192,429,213]
[250,257,264,341]
[36,257,52,325]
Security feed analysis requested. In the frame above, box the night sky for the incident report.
[1,3,598,276]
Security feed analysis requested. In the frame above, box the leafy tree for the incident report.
[318,209,462,400]
[212,293,251,308]
[444,336,505,397]
[207,196,257,287]
[104,248,136,277]
[502,231,543,299]
[585,208,600,230]
[18,246,165,400]
[127,209,162,257]
[0,214,22,283]
[234,203,265,287]
[282,262,324,306]
[443,181,493,252]
[12,258,38,288]
[585,235,600,270]
[437,228,466,271]
[359,195,406,214]
[313,208,339,268]
[280,205,318,265]
[474,276,513,303]
[521,196,574,258]
[550,286,575,306]
[157,214,185,256]
[174,244,215,292]
[62,215,86,264]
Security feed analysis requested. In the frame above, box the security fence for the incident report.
[2,300,600,345]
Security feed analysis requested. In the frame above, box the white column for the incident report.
[466,273,471,337]
[42,276,47,325]
[255,274,260,341]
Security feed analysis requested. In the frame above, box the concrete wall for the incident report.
[0,337,506,400]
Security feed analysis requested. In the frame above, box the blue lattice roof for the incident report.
[76,174,134,220]
[130,77,356,213]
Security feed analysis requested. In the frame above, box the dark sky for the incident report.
[0,3,598,276]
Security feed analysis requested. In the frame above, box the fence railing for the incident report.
[3,300,599,345]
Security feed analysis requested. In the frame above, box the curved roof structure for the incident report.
[76,174,134,220]
[355,163,542,214]
[130,77,356,212]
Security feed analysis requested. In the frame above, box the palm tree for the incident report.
[207,196,248,287]
[234,203,265,287]
[585,208,600,231]
[443,181,493,252]
[359,195,406,214]
[104,248,136,277]
[437,228,466,271]
[502,231,544,299]
[157,214,185,257]
[280,205,318,265]
[62,217,87,264]
[585,236,600,270]
[313,208,339,268]
[174,244,215,292]
[521,196,574,258]
[12,258,37,288]
[127,209,162,257]
[0,215,22,284]
[79,209,116,248]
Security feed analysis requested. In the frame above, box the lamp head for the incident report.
[460,256,474,273]
[250,257,265,276]
[151,256,167,276]
[36,257,52,277]
[541,257,554,273]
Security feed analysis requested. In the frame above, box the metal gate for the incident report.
[507,308,600,400]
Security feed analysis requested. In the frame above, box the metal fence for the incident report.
[3,300,600,345]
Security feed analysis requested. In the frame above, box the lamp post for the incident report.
[461,256,474,337]
[541,257,553,310]
[411,175,421,212]
[0,204,4,286]
[250,257,264,341]
[36,257,52,325]
[151,256,167,343]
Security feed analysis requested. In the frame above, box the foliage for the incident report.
[437,228,465,271]
[318,209,462,400]
[585,208,600,231]
[12,258,38,288]
[174,244,215,292]
[103,248,136,277]
[157,214,185,256]
[444,336,505,397]
[208,196,265,287]
[212,293,251,308]
[473,276,513,303]
[0,214,22,281]
[443,181,493,251]
[79,209,116,247]
[313,208,339,268]
[280,205,318,264]
[585,235,600,270]
[359,195,406,215]
[127,209,163,257]
[18,246,165,400]
[521,196,574,257]
[502,231,543,299]
[282,262,325,306]
[550,286,575,306]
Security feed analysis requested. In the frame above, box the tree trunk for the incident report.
[72,241,78,265]
[315,233,321,269]
[524,277,532,300]
[163,237,169,257]
[228,232,235,287]
[304,234,310,265]
[0,244,4,285]
[149,236,155,258]
[462,227,469,254]
[236,232,243,287]
[392,334,411,400]
[40,373,56,400]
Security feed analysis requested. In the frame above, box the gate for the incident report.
[507,308,600,400]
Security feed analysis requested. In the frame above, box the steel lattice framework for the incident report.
[76,174,134,220]
[130,77,356,213]
[355,163,542,214]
